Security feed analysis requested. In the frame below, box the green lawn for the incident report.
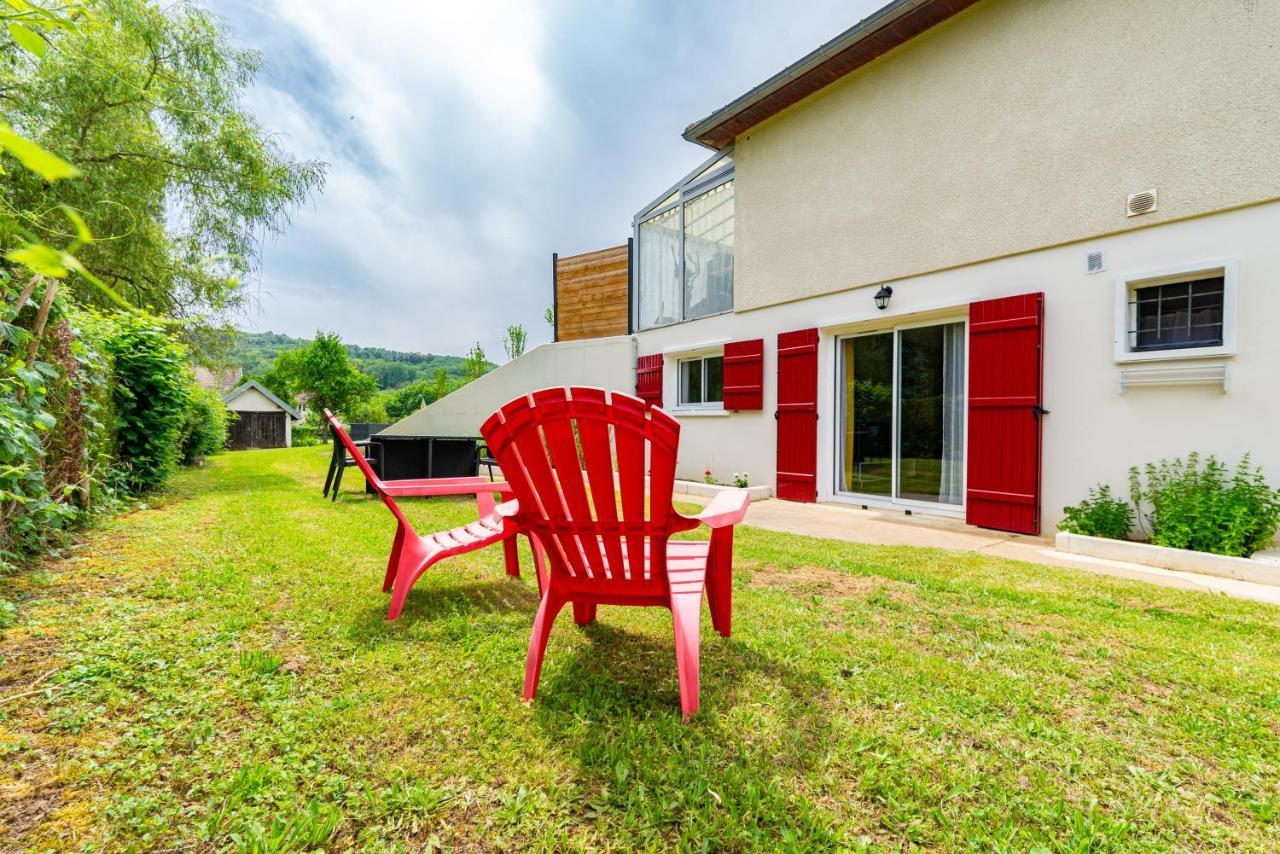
[2,447,1279,851]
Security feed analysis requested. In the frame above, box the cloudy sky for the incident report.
[209,0,882,359]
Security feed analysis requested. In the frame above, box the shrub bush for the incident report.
[1,287,118,573]
[291,411,321,447]
[1058,484,1134,539]
[103,312,191,493]
[179,382,231,464]
[1129,453,1280,557]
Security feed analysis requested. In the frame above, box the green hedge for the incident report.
[2,282,223,575]
[102,313,192,493]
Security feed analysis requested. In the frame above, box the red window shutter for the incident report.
[722,338,764,410]
[775,328,818,502]
[635,354,663,408]
[966,292,1045,535]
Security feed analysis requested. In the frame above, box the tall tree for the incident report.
[502,323,527,362]
[462,342,488,384]
[0,0,324,328]
[272,332,376,432]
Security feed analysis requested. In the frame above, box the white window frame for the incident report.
[674,351,725,412]
[831,316,969,517]
[1114,258,1237,363]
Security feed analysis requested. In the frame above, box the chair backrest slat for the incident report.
[481,387,691,593]
[575,389,626,580]
[612,395,649,582]
[503,395,585,579]
[532,388,607,580]
[323,409,415,531]
[324,410,383,491]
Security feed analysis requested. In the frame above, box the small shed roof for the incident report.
[221,379,301,420]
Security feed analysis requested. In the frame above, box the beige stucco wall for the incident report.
[733,0,1280,311]
[635,200,1280,533]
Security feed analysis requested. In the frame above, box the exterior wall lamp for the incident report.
[873,285,893,310]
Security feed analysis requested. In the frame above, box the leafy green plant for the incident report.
[502,323,527,361]
[1,279,121,572]
[1,0,324,326]
[1129,453,1280,557]
[238,649,282,675]
[231,799,340,853]
[103,313,191,493]
[463,341,488,383]
[1058,484,1134,540]
[179,383,230,464]
[733,472,750,489]
[290,411,320,448]
[0,595,17,630]
[384,378,439,420]
[261,331,376,430]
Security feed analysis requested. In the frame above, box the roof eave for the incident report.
[683,0,978,150]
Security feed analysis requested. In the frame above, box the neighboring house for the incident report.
[222,380,301,450]
[193,365,243,394]
[387,0,1280,536]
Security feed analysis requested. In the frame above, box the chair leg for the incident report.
[705,529,734,638]
[502,536,520,578]
[387,537,431,621]
[527,534,549,595]
[572,601,597,626]
[670,590,703,721]
[331,459,344,501]
[323,451,337,497]
[523,589,567,702]
[383,522,406,593]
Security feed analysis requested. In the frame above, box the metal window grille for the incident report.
[1130,276,1224,352]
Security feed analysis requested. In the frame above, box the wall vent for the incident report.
[1085,251,1105,274]
[1127,189,1158,217]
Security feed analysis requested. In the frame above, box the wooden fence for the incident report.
[554,243,630,342]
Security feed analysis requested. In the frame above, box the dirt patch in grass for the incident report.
[0,779,62,841]
[750,565,886,597]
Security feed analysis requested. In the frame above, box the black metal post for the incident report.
[551,252,559,343]
[626,237,634,335]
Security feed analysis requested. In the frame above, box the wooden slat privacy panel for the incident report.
[555,244,630,341]
[722,338,764,410]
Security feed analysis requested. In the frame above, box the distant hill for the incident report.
[230,331,485,390]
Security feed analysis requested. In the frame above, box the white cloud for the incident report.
[215,0,882,357]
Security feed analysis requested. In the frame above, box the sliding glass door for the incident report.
[837,321,966,507]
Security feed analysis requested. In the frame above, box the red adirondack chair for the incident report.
[480,387,749,719]
[323,411,538,619]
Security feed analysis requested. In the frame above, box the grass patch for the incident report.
[1,446,1278,850]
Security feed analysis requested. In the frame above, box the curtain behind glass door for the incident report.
[839,333,893,495]
[897,323,965,504]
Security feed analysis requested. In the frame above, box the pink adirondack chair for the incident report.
[323,411,539,619]
[480,387,749,719]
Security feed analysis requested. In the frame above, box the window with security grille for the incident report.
[1131,275,1224,352]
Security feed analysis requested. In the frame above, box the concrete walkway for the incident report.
[677,494,1280,606]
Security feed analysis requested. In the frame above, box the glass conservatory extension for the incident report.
[633,149,734,331]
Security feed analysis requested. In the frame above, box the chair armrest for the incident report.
[494,499,520,518]
[689,489,750,529]
[381,477,514,498]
